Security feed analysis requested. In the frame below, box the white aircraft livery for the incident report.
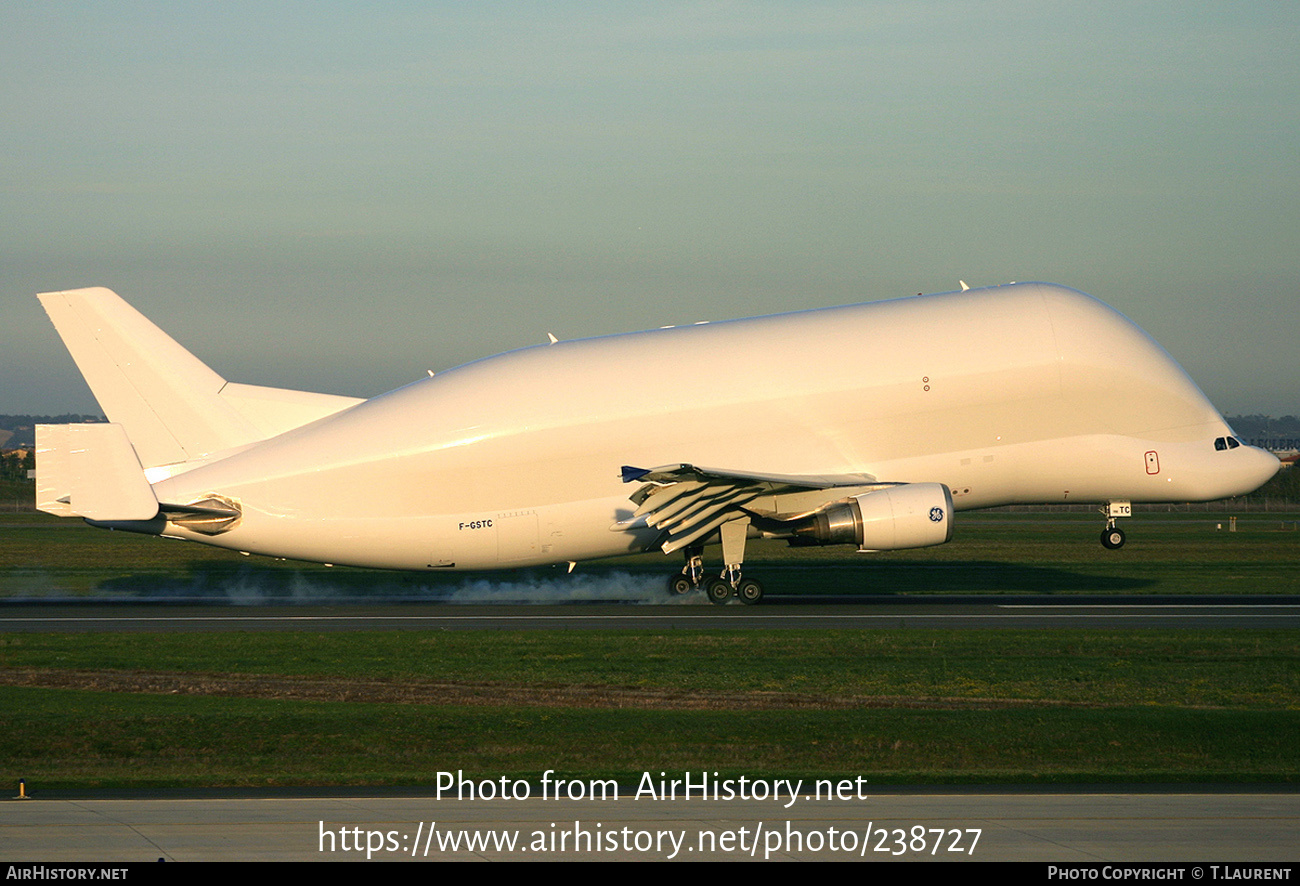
[36,282,1279,604]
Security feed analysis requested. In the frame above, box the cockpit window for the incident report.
[1227,436,1241,449]
[1215,437,1227,451]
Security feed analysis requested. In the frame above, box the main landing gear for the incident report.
[667,546,705,596]
[666,525,766,605]
[684,572,762,605]
[1100,500,1130,550]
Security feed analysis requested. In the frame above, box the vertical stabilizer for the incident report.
[38,287,262,467]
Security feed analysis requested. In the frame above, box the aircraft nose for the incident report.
[1242,445,1281,492]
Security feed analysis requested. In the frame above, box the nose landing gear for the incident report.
[1100,501,1130,549]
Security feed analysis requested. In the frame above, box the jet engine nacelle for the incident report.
[789,483,954,551]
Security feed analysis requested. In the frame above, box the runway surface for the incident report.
[2,595,1299,631]
[4,789,1297,861]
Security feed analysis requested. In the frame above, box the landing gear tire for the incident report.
[1100,526,1126,550]
[667,574,695,596]
[706,577,732,605]
[737,577,764,606]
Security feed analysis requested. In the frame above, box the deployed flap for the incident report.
[36,423,158,521]
[616,463,879,555]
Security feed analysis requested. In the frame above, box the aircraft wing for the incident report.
[617,463,881,555]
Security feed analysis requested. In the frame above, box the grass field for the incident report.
[3,629,1298,788]
[2,509,1298,788]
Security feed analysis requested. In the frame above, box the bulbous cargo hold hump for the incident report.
[38,280,1276,581]
[1033,282,1227,441]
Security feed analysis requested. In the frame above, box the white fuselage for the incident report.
[147,283,1279,570]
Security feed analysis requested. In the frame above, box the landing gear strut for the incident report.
[667,545,706,595]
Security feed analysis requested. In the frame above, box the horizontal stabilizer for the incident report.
[36,423,158,521]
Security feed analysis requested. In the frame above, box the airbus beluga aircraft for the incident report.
[35,282,1278,604]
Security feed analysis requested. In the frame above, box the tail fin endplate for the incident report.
[36,423,159,520]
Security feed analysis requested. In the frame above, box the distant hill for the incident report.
[1227,415,1300,452]
[0,414,105,450]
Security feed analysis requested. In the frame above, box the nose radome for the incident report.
[1244,446,1282,493]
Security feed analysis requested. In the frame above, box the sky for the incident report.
[2,2,1297,416]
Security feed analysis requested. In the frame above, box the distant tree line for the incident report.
[0,449,35,482]
[0,414,105,426]
[1227,415,1300,451]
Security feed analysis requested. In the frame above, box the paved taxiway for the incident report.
[2,595,1299,631]
[5,790,1297,861]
